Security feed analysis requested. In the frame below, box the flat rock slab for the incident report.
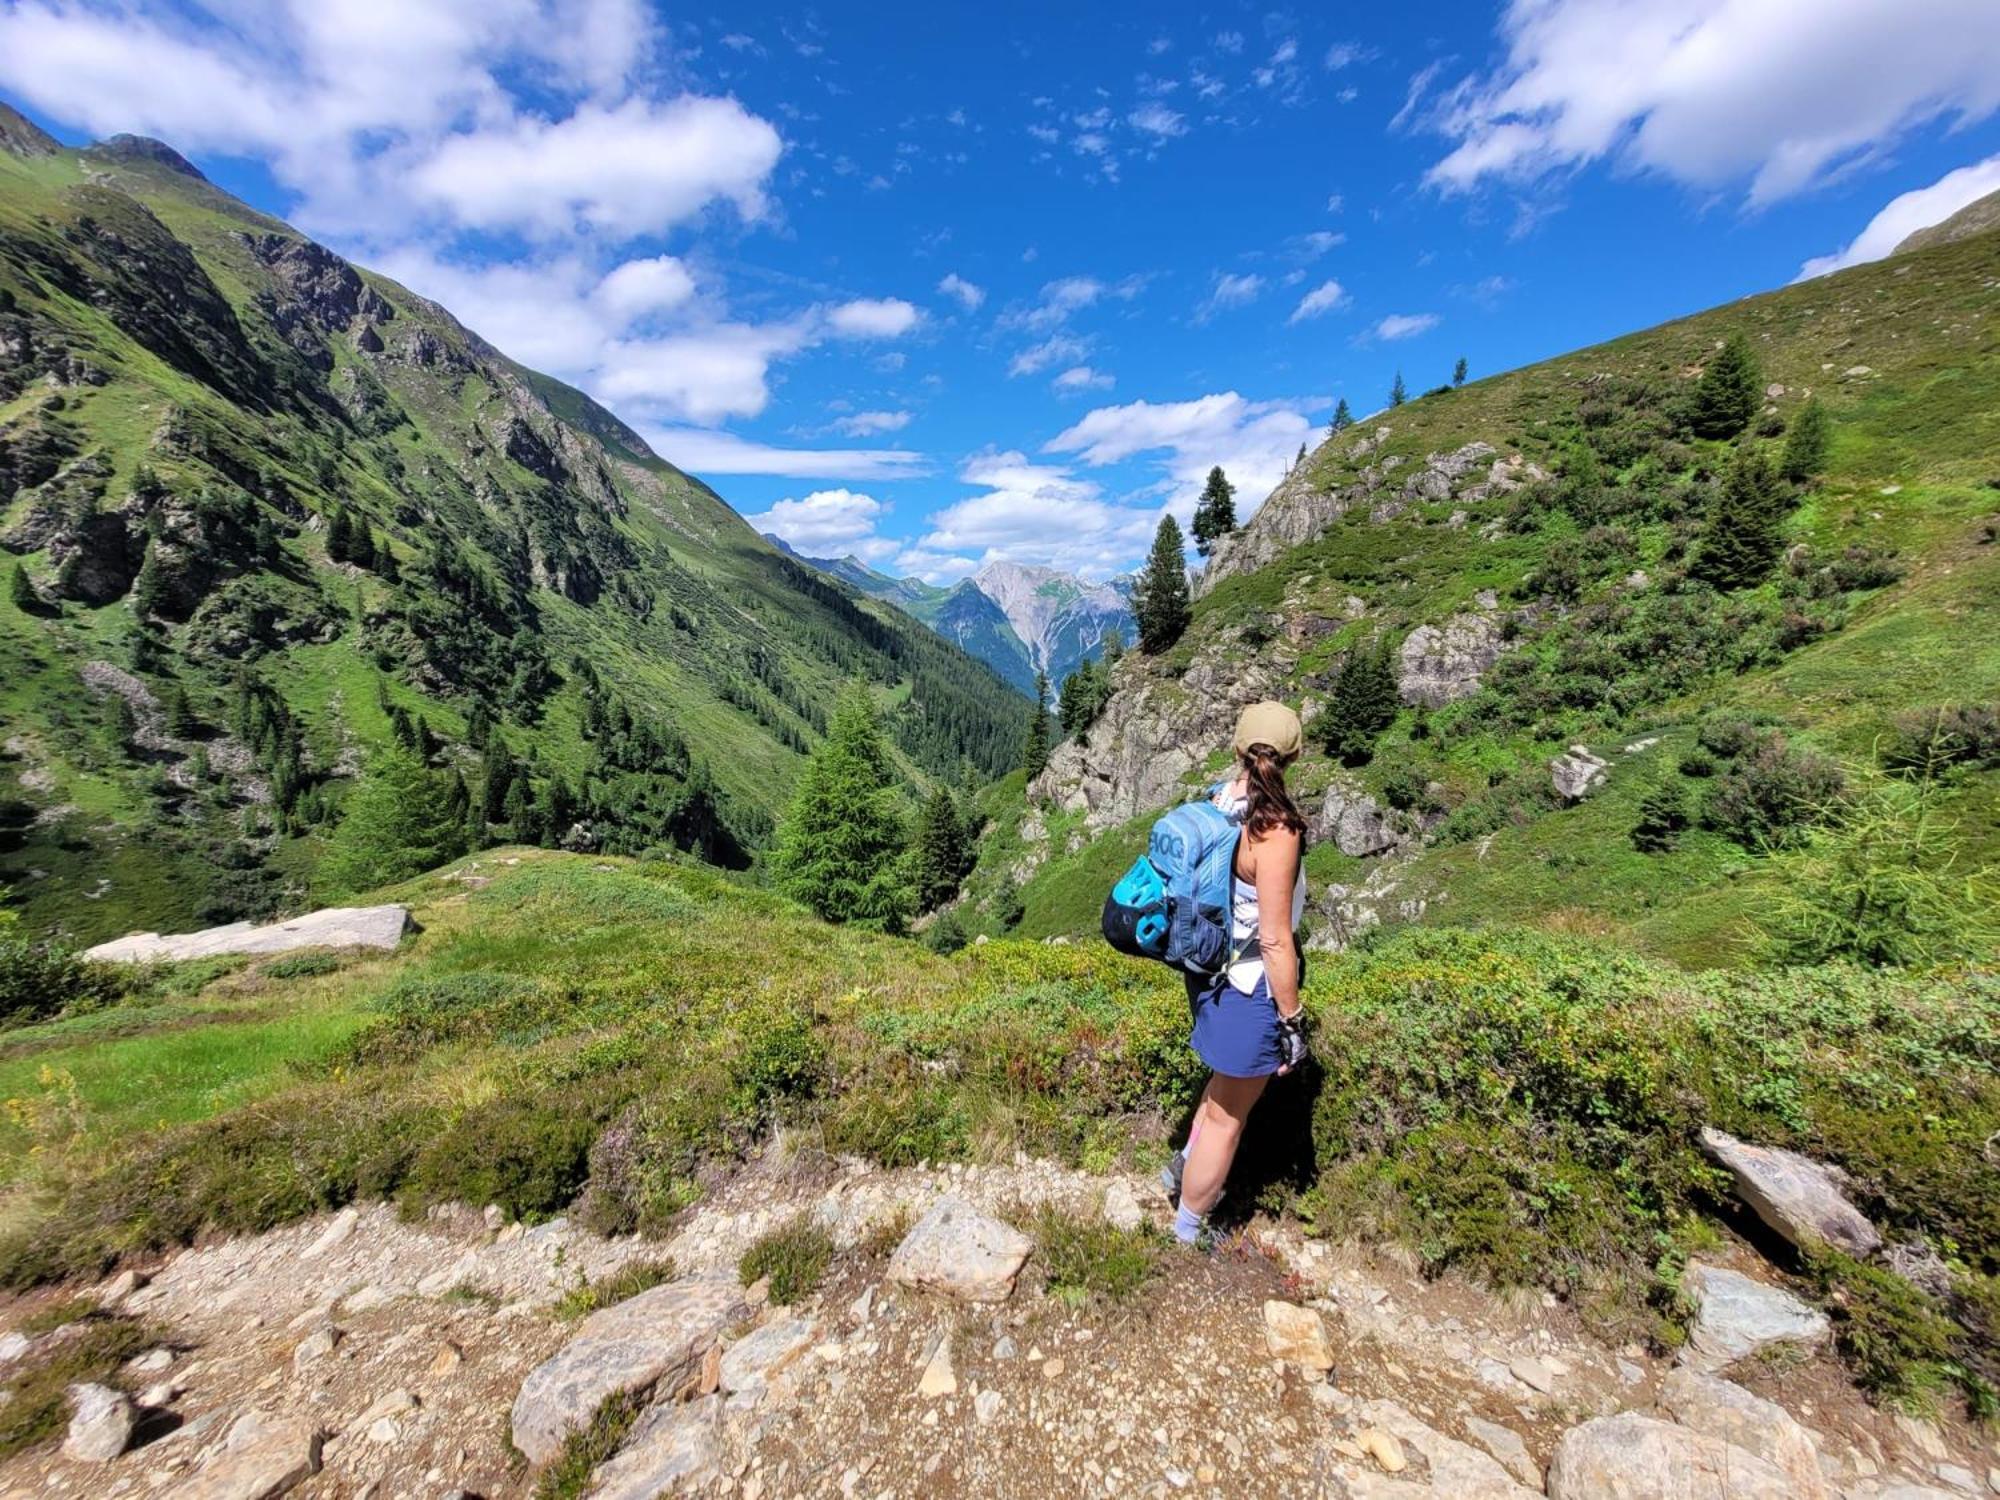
[586,1393,723,1499]
[718,1317,815,1393]
[511,1277,747,1467]
[1699,1127,1881,1257]
[1341,1398,1540,1500]
[176,1412,322,1500]
[1680,1262,1829,1372]
[1659,1368,1826,1498]
[1263,1301,1334,1371]
[85,904,410,963]
[885,1197,1032,1303]
[1547,1411,1796,1500]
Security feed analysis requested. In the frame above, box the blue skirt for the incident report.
[1187,972,1282,1078]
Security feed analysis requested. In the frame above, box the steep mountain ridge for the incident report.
[0,104,1027,941]
[963,212,2000,967]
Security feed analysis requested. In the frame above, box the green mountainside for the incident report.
[968,212,2000,970]
[0,106,1028,943]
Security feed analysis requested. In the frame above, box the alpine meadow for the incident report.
[0,5,1997,1498]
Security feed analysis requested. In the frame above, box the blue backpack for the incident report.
[1101,790,1243,976]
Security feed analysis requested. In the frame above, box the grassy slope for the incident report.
[1,850,1992,1412]
[0,133,1026,941]
[987,222,2000,965]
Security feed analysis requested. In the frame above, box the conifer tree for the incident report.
[325,507,353,562]
[1330,397,1353,433]
[1689,332,1761,439]
[1781,397,1831,484]
[1101,627,1124,666]
[1316,640,1400,765]
[318,747,468,895]
[8,563,40,614]
[1190,467,1238,558]
[466,700,493,751]
[1691,447,1787,591]
[769,690,910,930]
[131,542,167,618]
[1293,442,1306,472]
[1058,657,1111,739]
[166,686,200,738]
[1389,371,1407,407]
[913,783,968,912]
[1453,356,1469,387]
[1023,670,1052,779]
[112,696,138,753]
[1133,514,1190,653]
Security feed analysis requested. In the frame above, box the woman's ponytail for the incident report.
[1240,743,1306,838]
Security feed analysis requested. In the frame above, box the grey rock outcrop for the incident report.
[1340,1397,1540,1498]
[1679,1262,1829,1372]
[718,1318,815,1394]
[176,1411,322,1500]
[1698,1127,1881,1257]
[62,1381,135,1461]
[1315,778,1398,857]
[885,1196,1033,1303]
[587,1393,724,1499]
[1550,746,1610,802]
[1398,611,1508,708]
[1547,1410,1796,1499]
[85,904,410,963]
[510,1276,747,1466]
[1658,1368,1826,1498]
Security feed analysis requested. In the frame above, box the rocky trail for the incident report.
[2,1141,1994,1499]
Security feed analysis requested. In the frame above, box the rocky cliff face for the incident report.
[970,560,1133,683]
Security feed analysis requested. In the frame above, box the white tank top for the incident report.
[1211,783,1308,992]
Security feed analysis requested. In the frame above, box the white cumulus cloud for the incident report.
[830,409,913,437]
[642,427,927,481]
[1371,312,1440,341]
[1052,366,1115,393]
[1290,280,1350,322]
[1797,153,2000,278]
[1195,272,1264,322]
[743,488,900,560]
[1128,102,1187,138]
[937,272,985,311]
[825,298,921,338]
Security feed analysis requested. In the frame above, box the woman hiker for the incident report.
[1163,700,1310,1246]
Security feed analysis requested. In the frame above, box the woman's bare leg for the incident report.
[1180,1071,1269,1216]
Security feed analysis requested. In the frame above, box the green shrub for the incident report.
[1809,1252,1989,1415]
[0,1313,149,1460]
[533,1390,643,1500]
[1631,782,1691,853]
[1883,705,2000,777]
[0,927,127,1028]
[258,950,345,980]
[923,910,968,954]
[554,1257,676,1320]
[1701,733,1845,849]
[738,1216,834,1305]
[1031,1206,1163,1305]
[406,1095,599,1222]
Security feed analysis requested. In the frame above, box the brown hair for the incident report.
[1239,742,1306,839]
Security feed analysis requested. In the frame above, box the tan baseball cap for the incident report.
[1232,700,1302,760]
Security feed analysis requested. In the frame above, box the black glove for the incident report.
[1276,1010,1310,1074]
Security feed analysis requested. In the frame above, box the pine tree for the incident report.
[913,783,967,912]
[1781,397,1831,484]
[8,563,40,614]
[325,507,353,562]
[1022,669,1052,779]
[166,686,200,739]
[131,542,167,618]
[1316,640,1400,765]
[466,700,493,751]
[769,690,910,930]
[1691,447,1787,591]
[1133,514,1190,653]
[111,696,138,753]
[1058,658,1110,739]
[1293,443,1307,472]
[318,748,468,896]
[1389,371,1407,407]
[1688,332,1761,440]
[1453,356,1469,388]
[1101,627,1124,666]
[1190,467,1238,558]
[1331,397,1353,433]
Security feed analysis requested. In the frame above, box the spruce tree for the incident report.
[166,686,200,738]
[318,748,468,896]
[1190,467,1238,558]
[1781,397,1831,484]
[1691,447,1786,591]
[8,563,40,614]
[1689,332,1761,440]
[325,507,353,562]
[112,696,138,753]
[913,783,967,912]
[1058,658,1110,739]
[131,542,167,618]
[769,690,910,930]
[1316,640,1400,765]
[1293,443,1306,472]
[1389,371,1407,407]
[1133,514,1190,654]
[1453,356,1468,388]
[1023,670,1052,779]
[1331,397,1353,433]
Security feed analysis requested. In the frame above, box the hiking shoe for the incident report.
[1159,1149,1186,1203]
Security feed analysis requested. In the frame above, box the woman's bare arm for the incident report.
[1250,825,1302,1020]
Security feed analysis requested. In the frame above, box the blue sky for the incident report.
[4,0,1999,581]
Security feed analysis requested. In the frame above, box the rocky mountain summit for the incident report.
[3,1135,1988,1499]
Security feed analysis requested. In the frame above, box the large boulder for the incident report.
[84,904,410,963]
[1314,780,1399,857]
[510,1276,747,1466]
[885,1196,1033,1303]
[176,1411,323,1500]
[1550,745,1610,802]
[1680,1262,1829,1372]
[61,1382,135,1462]
[1339,1398,1540,1499]
[1658,1368,1826,1498]
[717,1318,815,1394]
[1546,1411,1797,1499]
[1397,611,1506,708]
[585,1393,724,1500]
[1698,1127,1882,1258]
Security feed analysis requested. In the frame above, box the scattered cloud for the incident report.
[1008,333,1089,377]
[1043,391,1322,523]
[1214,30,1245,54]
[1369,312,1441,341]
[1424,0,2000,206]
[744,488,900,560]
[1798,152,2000,278]
[830,409,913,437]
[643,426,926,480]
[1323,41,1372,70]
[1287,230,1346,261]
[1289,280,1350,322]
[899,451,1158,580]
[825,298,921,338]
[1052,365,1115,393]
[937,272,986,311]
[1194,271,1264,322]
[1128,102,1187,138]
[1391,60,1446,132]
